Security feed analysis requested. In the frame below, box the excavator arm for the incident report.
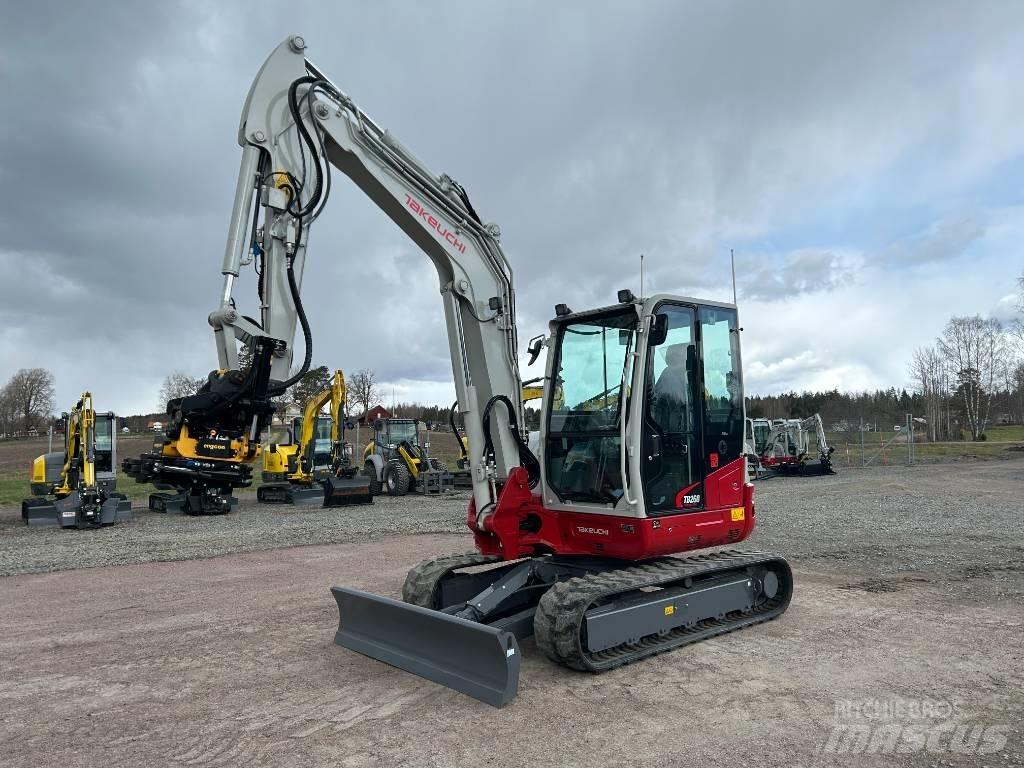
[803,413,835,468]
[293,369,347,481]
[56,393,95,496]
[202,35,528,516]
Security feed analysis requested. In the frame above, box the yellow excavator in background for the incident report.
[23,392,133,528]
[258,370,372,506]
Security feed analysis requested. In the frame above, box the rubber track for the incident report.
[257,485,290,503]
[534,549,792,672]
[401,552,504,608]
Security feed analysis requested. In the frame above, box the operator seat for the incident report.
[653,343,693,433]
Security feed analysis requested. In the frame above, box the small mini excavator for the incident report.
[258,369,372,505]
[23,392,133,528]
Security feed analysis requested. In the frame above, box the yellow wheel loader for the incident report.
[23,392,133,528]
[258,370,372,506]
[361,418,452,496]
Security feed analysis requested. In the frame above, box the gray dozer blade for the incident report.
[322,475,374,507]
[23,492,132,528]
[332,587,520,708]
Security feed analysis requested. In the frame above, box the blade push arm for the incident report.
[212,36,527,513]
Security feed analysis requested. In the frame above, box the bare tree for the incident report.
[1011,361,1024,425]
[349,369,381,418]
[908,346,949,441]
[938,316,1007,440]
[158,372,205,411]
[5,368,56,431]
[0,383,19,436]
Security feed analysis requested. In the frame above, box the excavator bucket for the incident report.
[331,587,520,707]
[322,475,374,507]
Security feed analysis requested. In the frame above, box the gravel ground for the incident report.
[1,461,1022,767]
[2,461,1022,593]
[0,493,468,576]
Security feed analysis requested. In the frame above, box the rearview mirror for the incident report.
[526,334,545,365]
[650,313,669,346]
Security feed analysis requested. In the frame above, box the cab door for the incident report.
[640,303,704,514]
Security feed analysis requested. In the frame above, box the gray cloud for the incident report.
[878,213,987,267]
[2,0,1023,412]
[738,249,856,300]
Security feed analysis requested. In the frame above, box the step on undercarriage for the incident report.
[333,549,792,707]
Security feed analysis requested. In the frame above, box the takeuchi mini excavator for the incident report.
[760,413,835,475]
[258,369,372,505]
[178,36,793,707]
[23,392,132,528]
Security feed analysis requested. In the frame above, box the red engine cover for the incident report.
[469,457,754,561]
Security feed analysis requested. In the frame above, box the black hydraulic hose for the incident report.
[481,394,540,488]
[449,401,468,461]
[267,258,312,396]
[263,78,335,398]
[287,76,326,219]
[250,158,265,300]
[450,180,482,225]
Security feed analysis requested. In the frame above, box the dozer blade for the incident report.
[331,587,520,708]
[22,498,59,527]
[322,475,374,507]
[289,485,328,506]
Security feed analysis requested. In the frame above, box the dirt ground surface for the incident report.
[1,462,1022,767]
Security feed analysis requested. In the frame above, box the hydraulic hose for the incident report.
[481,394,540,488]
[268,254,312,396]
[449,401,469,464]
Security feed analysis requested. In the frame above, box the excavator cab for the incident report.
[262,415,334,480]
[541,296,745,524]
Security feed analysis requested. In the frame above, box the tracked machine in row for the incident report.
[122,343,279,514]
[205,35,794,706]
[759,413,836,476]
[23,392,132,528]
[258,369,372,506]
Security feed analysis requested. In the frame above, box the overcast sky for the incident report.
[2,1,1022,416]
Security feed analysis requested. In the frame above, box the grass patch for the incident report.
[985,424,1024,441]
[830,435,1024,465]
[0,476,26,507]
[0,471,158,507]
